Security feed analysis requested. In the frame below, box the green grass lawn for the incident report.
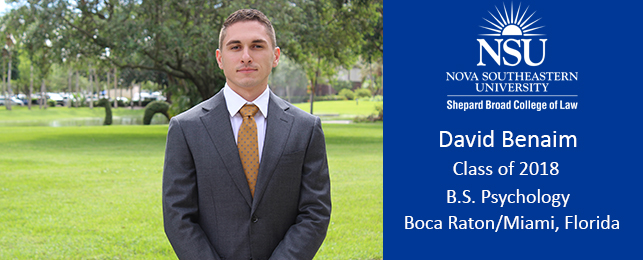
[292,100,383,120]
[0,123,382,259]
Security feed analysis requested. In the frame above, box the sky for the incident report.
[0,1,11,15]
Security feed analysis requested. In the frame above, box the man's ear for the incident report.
[272,47,281,68]
[216,49,223,69]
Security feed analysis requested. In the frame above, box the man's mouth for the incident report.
[237,67,258,73]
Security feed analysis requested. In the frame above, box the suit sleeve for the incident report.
[270,117,332,260]
[162,117,221,260]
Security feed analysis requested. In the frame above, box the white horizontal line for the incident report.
[447,95,578,97]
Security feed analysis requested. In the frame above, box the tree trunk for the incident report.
[166,83,172,103]
[130,82,134,109]
[67,68,72,107]
[104,69,108,100]
[107,69,118,108]
[309,78,314,114]
[75,71,79,108]
[2,61,7,110]
[138,83,142,107]
[88,67,93,109]
[40,79,46,109]
[111,68,117,108]
[308,57,321,115]
[28,65,32,110]
[107,68,110,101]
[6,52,12,111]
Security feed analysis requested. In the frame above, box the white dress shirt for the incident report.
[223,84,270,161]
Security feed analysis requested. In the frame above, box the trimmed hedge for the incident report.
[144,101,170,125]
[97,98,113,125]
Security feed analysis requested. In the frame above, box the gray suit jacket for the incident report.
[162,90,331,260]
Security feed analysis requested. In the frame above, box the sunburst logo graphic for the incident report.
[480,2,544,36]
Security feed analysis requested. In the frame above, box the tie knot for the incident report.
[239,104,259,118]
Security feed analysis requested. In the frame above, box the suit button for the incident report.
[251,215,258,223]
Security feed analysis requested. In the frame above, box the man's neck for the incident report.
[228,84,268,102]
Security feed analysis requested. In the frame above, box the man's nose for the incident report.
[241,48,252,63]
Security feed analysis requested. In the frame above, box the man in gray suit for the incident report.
[162,9,331,260]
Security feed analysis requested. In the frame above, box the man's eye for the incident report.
[230,46,240,50]
[253,45,263,49]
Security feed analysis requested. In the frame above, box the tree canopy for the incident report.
[3,0,382,110]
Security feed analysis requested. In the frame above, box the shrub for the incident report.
[375,103,383,119]
[47,99,56,107]
[338,89,355,100]
[353,103,383,123]
[144,101,170,125]
[116,98,129,107]
[314,95,343,101]
[355,88,372,99]
[69,95,86,107]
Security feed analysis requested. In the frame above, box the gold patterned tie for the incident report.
[238,104,260,197]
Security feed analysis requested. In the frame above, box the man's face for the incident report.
[216,21,280,93]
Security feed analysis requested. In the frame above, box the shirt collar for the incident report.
[223,83,270,118]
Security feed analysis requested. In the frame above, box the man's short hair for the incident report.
[218,9,277,50]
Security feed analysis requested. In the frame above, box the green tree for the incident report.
[286,0,378,114]
[4,4,57,109]
[8,0,381,112]
[19,0,250,101]
[1,45,19,110]
[0,21,20,110]
[360,0,383,63]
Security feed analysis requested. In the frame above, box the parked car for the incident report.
[132,91,166,102]
[47,93,65,106]
[16,94,29,104]
[0,96,25,106]
[61,93,77,105]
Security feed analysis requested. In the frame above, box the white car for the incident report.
[132,91,166,102]
[0,96,25,106]
[47,93,65,106]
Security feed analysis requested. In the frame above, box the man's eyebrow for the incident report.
[225,40,241,46]
[226,39,268,46]
[251,39,268,44]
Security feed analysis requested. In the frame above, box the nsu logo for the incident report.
[477,2,546,66]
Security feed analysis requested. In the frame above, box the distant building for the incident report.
[313,66,363,97]
[336,66,363,89]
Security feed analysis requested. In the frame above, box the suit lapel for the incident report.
[200,92,253,207]
[253,92,294,210]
